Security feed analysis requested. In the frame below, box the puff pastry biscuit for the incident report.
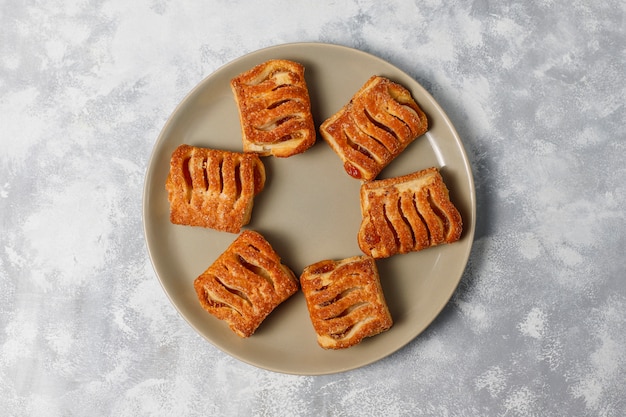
[320,75,428,180]
[230,59,316,157]
[166,144,266,233]
[300,256,392,349]
[358,167,462,259]
[194,230,299,337]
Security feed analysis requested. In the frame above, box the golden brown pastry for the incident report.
[319,75,428,180]
[194,230,299,337]
[165,144,266,233]
[230,59,316,157]
[358,167,463,258]
[300,256,392,349]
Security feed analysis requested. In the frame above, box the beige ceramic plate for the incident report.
[143,43,475,375]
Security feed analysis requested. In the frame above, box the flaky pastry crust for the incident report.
[320,75,428,180]
[358,167,463,258]
[165,144,266,233]
[194,230,298,337]
[230,59,316,157]
[300,256,392,349]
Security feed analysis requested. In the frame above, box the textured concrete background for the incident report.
[1,1,625,416]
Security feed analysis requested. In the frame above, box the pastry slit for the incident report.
[330,323,356,339]
[247,242,261,253]
[182,156,193,203]
[398,105,421,134]
[386,88,422,136]
[389,111,414,138]
[426,190,450,241]
[201,156,209,192]
[202,286,229,310]
[315,284,329,293]
[204,279,246,314]
[384,190,414,253]
[233,161,242,200]
[253,163,265,195]
[271,83,291,91]
[363,107,400,147]
[319,285,360,307]
[400,191,429,251]
[277,133,294,143]
[426,188,450,237]
[412,192,431,246]
[398,194,416,249]
[420,189,445,244]
[214,275,252,307]
[215,157,224,194]
[275,115,296,126]
[328,301,368,320]
[267,98,291,109]
[383,202,401,250]
[237,254,275,290]
[255,114,297,131]
[343,127,376,162]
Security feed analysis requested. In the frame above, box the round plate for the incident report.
[143,42,475,375]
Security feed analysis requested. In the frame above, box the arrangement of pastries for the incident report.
[230,59,316,157]
[319,75,428,181]
[163,58,465,349]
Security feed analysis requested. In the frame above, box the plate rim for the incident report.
[142,41,476,375]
